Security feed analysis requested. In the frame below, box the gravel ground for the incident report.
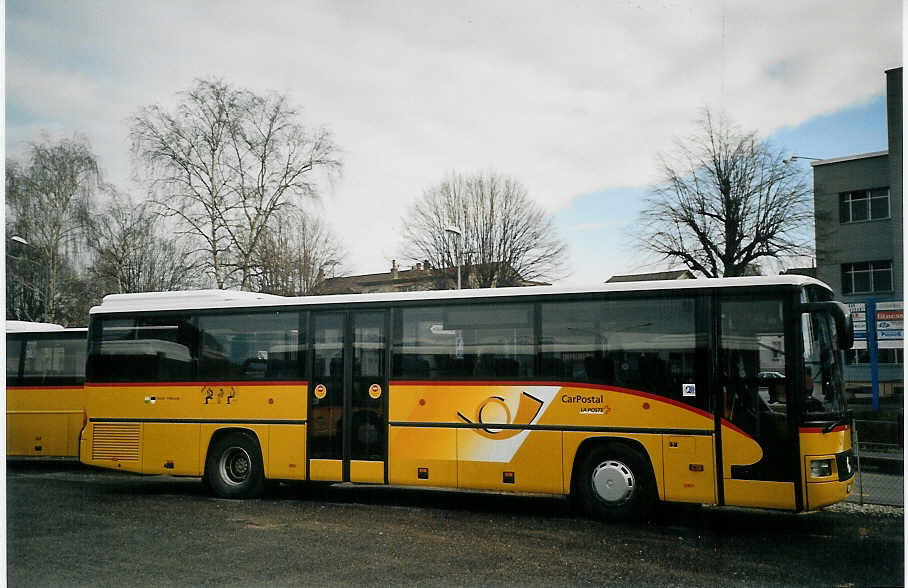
[6,462,905,587]
[826,501,904,518]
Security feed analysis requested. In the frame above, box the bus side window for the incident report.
[198,311,303,381]
[393,304,534,380]
[93,315,196,382]
[6,336,22,385]
[540,297,702,409]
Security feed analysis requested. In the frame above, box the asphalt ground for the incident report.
[5,461,904,587]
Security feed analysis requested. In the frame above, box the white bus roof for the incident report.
[89,276,831,315]
[5,320,86,333]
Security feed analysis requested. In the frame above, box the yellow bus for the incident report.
[6,321,87,458]
[79,276,856,520]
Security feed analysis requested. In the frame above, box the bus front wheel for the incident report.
[577,443,656,522]
[205,432,265,499]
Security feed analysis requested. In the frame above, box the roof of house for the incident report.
[317,263,437,295]
[317,260,547,295]
[606,269,696,283]
[780,267,818,278]
[811,150,888,167]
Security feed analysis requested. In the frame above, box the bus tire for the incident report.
[577,442,656,522]
[205,432,265,499]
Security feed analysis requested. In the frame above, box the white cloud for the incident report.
[5,0,902,278]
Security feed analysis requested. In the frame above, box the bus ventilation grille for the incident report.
[92,423,140,462]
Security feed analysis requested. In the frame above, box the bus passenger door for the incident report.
[309,313,345,481]
[717,295,797,509]
[308,311,388,484]
[347,311,387,483]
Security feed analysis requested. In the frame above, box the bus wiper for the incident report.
[822,413,851,434]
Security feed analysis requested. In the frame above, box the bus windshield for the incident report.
[801,311,846,418]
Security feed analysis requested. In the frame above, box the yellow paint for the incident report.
[662,435,716,504]
[389,383,713,431]
[798,428,852,509]
[83,421,142,473]
[391,382,708,499]
[350,460,384,483]
[269,425,308,480]
[799,427,851,455]
[720,423,763,478]
[309,459,343,481]
[80,383,307,477]
[143,423,200,475]
[389,426,457,487]
[80,380,854,513]
[806,478,853,510]
[457,429,562,493]
[724,479,795,509]
[7,386,85,457]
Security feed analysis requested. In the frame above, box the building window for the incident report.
[841,260,893,294]
[839,188,890,223]
[845,348,904,365]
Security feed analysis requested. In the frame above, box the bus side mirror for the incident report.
[799,301,854,350]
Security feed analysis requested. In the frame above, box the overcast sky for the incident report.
[5,0,903,284]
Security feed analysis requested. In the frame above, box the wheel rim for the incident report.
[218,446,251,486]
[591,460,635,504]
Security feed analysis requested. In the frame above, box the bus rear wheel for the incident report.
[577,443,655,522]
[205,432,265,499]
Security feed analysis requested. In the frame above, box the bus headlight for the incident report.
[810,458,833,478]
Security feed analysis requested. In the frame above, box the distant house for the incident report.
[317,260,546,295]
[606,269,695,283]
[780,267,818,279]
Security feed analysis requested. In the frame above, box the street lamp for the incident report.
[444,225,462,290]
[783,155,822,165]
[10,235,28,246]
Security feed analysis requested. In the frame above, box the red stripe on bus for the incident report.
[799,425,848,433]
[390,380,714,421]
[84,380,309,388]
[719,418,753,439]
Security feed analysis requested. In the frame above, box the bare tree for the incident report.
[89,192,201,294]
[639,110,813,277]
[130,78,341,289]
[250,208,346,296]
[5,134,100,323]
[400,171,566,288]
[6,233,49,322]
